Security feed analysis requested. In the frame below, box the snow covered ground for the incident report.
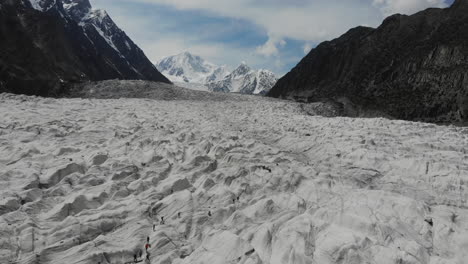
[1,87,468,264]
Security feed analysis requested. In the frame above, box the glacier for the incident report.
[0,86,467,264]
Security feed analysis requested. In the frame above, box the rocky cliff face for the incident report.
[269,0,468,123]
[0,0,170,96]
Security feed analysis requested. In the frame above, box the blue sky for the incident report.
[91,0,455,76]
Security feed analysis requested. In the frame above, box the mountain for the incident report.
[156,52,277,95]
[207,63,277,95]
[156,52,229,86]
[0,0,170,96]
[269,0,468,123]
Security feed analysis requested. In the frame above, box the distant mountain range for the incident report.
[156,52,277,95]
[269,0,468,123]
[0,0,170,96]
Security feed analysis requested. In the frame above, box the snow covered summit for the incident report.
[156,52,229,85]
[156,52,277,95]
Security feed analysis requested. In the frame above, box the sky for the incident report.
[90,0,455,76]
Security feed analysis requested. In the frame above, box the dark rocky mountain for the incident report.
[269,0,468,123]
[0,0,170,96]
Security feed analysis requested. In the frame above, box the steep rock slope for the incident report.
[0,0,170,96]
[208,63,277,95]
[269,0,468,123]
[0,92,467,264]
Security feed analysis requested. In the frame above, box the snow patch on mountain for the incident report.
[28,0,52,11]
[29,0,43,10]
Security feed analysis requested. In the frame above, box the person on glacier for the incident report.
[145,242,151,253]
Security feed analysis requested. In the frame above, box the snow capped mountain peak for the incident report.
[156,52,277,95]
[207,63,277,95]
[231,63,252,77]
[156,52,228,85]
[160,52,211,74]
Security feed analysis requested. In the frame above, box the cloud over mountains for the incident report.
[90,0,452,74]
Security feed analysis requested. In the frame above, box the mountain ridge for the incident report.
[207,63,277,95]
[0,0,170,96]
[157,52,277,95]
[268,1,468,123]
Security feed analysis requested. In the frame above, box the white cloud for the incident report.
[128,0,377,42]
[90,0,451,74]
[110,0,449,50]
[256,36,286,57]
[372,0,447,16]
[303,43,312,54]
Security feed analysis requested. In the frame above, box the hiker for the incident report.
[160,216,165,225]
[145,242,151,253]
[134,254,138,263]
